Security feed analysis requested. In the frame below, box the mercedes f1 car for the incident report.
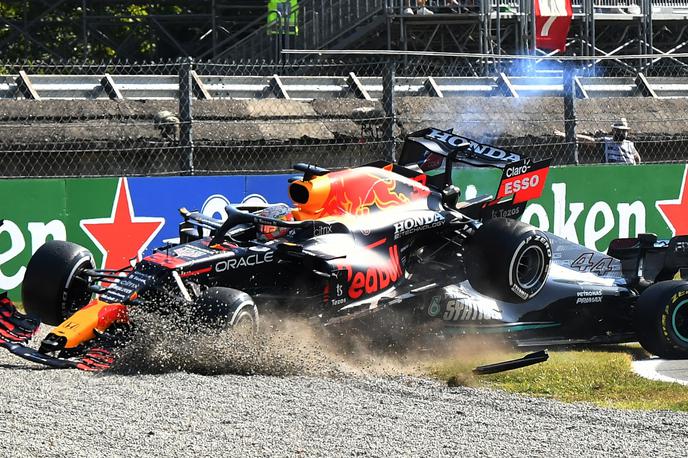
[2,127,688,372]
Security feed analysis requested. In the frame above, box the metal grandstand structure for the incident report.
[3,1,688,62]
[2,3,688,177]
[217,0,688,64]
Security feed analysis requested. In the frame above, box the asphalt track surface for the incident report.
[2,324,688,458]
[654,359,688,383]
[634,358,688,385]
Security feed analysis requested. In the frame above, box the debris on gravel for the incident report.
[1,346,687,457]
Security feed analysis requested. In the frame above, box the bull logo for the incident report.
[321,168,426,217]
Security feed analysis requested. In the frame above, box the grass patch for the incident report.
[429,346,688,411]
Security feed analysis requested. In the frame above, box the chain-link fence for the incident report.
[1,52,688,177]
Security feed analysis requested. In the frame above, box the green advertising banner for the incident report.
[453,163,688,252]
[0,179,68,299]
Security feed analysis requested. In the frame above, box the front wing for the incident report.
[0,294,114,371]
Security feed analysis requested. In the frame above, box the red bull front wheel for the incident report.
[22,240,95,326]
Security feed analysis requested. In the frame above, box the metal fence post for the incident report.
[563,61,578,165]
[179,58,194,175]
[382,60,396,162]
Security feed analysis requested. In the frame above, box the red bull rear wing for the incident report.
[400,127,524,171]
[398,127,550,220]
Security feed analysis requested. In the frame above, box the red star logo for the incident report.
[80,178,165,270]
[657,165,688,236]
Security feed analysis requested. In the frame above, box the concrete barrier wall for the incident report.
[2,97,687,140]
[2,97,686,171]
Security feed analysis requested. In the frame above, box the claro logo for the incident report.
[215,252,274,272]
[341,245,403,299]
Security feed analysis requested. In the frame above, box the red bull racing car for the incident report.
[2,127,688,372]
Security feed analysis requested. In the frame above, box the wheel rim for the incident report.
[232,310,256,337]
[61,256,94,319]
[516,245,546,290]
[672,299,688,344]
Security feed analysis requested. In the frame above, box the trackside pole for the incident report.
[563,61,579,165]
[382,60,396,163]
[179,58,194,175]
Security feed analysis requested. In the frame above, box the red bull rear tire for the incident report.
[193,287,259,335]
[463,218,551,303]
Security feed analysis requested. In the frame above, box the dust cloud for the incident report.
[111,308,508,378]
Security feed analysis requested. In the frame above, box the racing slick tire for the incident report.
[194,287,259,335]
[463,218,551,303]
[634,280,688,359]
[22,240,94,326]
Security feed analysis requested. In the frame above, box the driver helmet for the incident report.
[256,203,294,241]
[418,150,445,172]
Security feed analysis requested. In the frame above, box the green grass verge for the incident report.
[428,346,688,412]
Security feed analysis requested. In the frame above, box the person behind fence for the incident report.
[601,118,641,164]
[417,0,434,15]
[555,117,641,165]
